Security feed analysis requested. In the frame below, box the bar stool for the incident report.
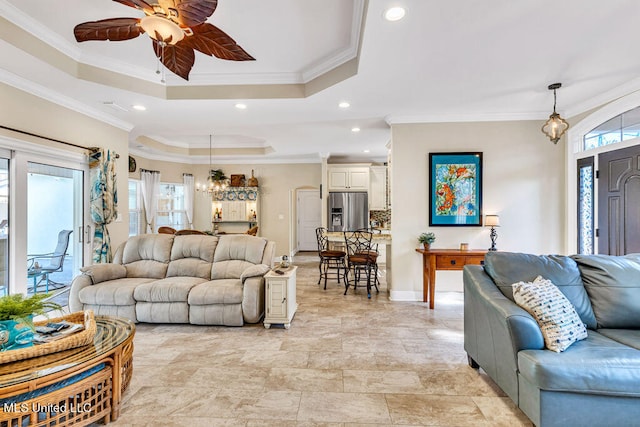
[357,227,381,290]
[343,230,379,298]
[315,227,347,289]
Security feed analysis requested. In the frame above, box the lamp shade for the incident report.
[485,215,500,227]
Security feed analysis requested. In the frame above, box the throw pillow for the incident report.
[512,276,588,352]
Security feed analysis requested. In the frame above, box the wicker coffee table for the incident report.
[0,316,135,426]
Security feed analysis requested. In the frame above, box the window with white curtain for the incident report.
[128,180,144,236]
[156,183,187,231]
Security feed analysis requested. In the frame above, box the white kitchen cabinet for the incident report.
[264,266,298,329]
[328,166,370,191]
[369,166,387,210]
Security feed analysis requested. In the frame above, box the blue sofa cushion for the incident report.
[571,254,640,329]
[484,252,597,329]
[518,330,640,397]
[597,329,640,350]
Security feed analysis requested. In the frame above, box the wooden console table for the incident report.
[415,248,487,309]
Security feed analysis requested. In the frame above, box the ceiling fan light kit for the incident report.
[139,15,185,44]
[73,0,254,81]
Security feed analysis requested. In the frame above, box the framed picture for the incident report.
[429,152,483,226]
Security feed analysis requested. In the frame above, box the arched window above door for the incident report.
[584,105,640,150]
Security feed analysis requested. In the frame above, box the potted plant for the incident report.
[0,293,61,351]
[209,169,228,181]
[418,232,436,249]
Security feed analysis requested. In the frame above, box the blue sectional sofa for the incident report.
[463,251,640,427]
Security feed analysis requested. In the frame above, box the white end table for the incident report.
[263,265,297,329]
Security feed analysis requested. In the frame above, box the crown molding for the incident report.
[385,111,548,125]
[564,76,640,119]
[0,69,133,131]
[301,0,365,83]
[129,147,322,164]
[0,1,81,60]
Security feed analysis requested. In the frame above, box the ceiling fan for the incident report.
[74,0,254,81]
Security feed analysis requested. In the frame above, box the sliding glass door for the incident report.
[0,157,8,296]
[26,162,86,293]
[0,141,90,296]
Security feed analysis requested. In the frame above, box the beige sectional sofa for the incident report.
[69,233,275,326]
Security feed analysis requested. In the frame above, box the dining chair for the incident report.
[315,227,346,289]
[175,229,206,235]
[158,226,177,234]
[343,230,379,298]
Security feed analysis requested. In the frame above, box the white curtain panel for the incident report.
[141,169,161,233]
[183,173,195,229]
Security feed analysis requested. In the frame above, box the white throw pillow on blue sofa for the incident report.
[512,276,588,352]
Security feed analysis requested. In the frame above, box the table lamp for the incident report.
[485,215,500,251]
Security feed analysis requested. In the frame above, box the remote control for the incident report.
[274,269,285,275]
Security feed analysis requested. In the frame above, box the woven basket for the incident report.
[0,310,96,364]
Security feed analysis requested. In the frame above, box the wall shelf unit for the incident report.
[211,187,259,234]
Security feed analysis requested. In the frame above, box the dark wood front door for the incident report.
[598,144,640,255]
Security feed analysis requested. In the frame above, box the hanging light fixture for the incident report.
[196,135,229,198]
[541,83,569,144]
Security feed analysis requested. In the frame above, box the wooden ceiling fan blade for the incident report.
[171,0,218,27]
[182,23,254,61]
[112,0,154,14]
[152,40,195,80]
[74,18,143,42]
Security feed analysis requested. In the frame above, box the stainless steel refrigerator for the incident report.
[328,192,369,232]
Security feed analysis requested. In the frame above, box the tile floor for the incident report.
[110,254,533,426]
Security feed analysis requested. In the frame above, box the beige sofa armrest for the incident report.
[240,264,271,283]
[68,274,92,313]
[80,264,128,284]
[242,276,266,323]
[69,264,128,313]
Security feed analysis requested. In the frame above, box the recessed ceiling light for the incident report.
[339,101,350,109]
[132,104,146,111]
[235,103,247,110]
[363,149,370,153]
[384,7,406,21]
[352,127,361,133]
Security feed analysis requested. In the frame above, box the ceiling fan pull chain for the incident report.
[160,43,166,84]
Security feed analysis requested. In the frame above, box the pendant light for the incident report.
[195,134,228,197]
[541,83,569,144]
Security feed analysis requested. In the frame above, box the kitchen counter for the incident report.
[326,232,392,289]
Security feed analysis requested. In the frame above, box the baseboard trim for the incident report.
[389,290,422,301]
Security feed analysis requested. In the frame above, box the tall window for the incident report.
[156,183,187,231]
[128,180,143,236]
[583,105,640,150]
[577,157,594,254]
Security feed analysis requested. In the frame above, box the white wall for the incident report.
[390,120,566,300]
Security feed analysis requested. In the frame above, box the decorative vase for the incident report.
[423,243,430,250]
[248,169,259,187]
[0,318,34,352]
